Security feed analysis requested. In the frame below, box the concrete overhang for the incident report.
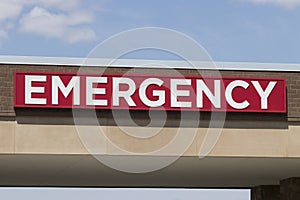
[0,154,298,188]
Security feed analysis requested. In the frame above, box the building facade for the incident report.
[0,56,300,200]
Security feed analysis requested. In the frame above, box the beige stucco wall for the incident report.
[0,121,299,158]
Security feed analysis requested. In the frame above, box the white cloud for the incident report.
[0,0,24,22]
[34,0,82,11]
[240,0,300,9]
[0,0,24,44]
[19,7,96,43]
[0,30,8,45]
[65,28,97,44]
[0,29,7,46]
[0,0,97,45]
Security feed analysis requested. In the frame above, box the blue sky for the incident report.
[0,0,300,63]
[0,188,249,200]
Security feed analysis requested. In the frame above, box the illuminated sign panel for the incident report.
[14,72,286,113]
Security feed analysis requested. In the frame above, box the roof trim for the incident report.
[0,55,299,72]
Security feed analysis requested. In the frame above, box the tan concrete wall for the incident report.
[1,121,300,157]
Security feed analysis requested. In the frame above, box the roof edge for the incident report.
[0,55,299,72]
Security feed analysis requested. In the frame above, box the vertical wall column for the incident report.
[251,185,280,200]
[280,178,300,200]
[252,178,300,200]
